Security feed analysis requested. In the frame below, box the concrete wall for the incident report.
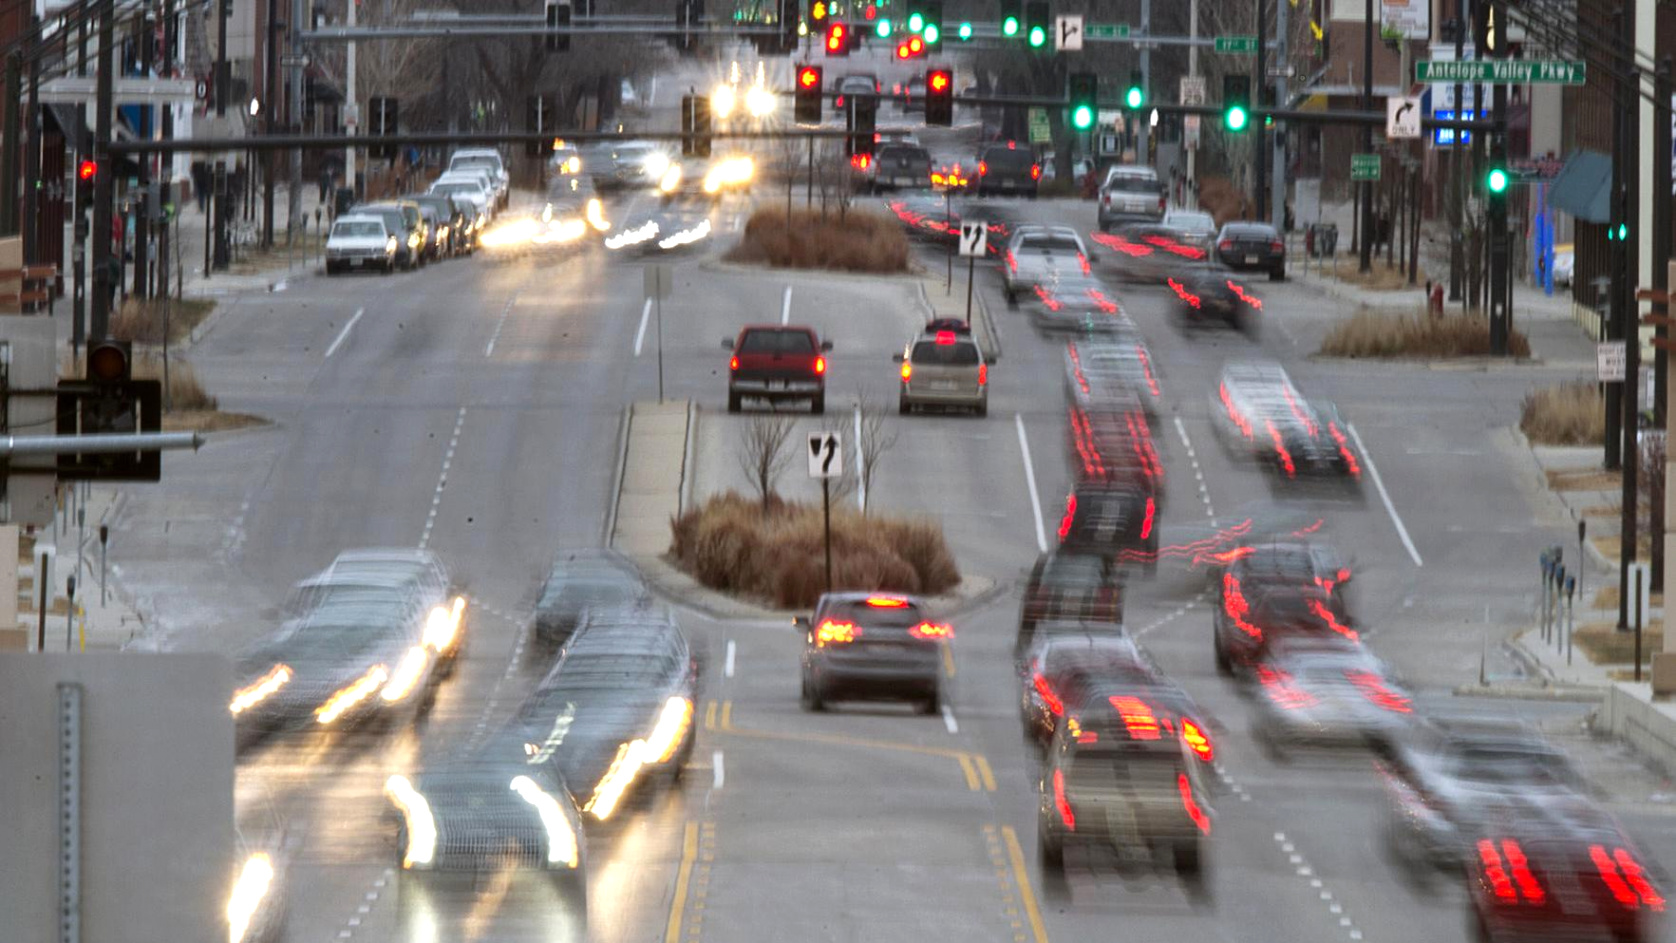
[0,653,234,943]
[1597,683,1676,777]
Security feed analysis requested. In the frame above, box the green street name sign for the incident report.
[1084,23,1130,39]
[1215,35,1258,54]
[1415,59,1586,85]
[1351,153,1381,181]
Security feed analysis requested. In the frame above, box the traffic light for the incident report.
[1000,0,1020,37]
[795,64,823,122]
[1025,0,1049,48]
[549,0,575,52]
[77,158,96,182]
[1474,2,1503,56]
[957,21,972,39]
[908,11,923,31]
[682,94,712,156]
[895,35,923,58]
[1068,72,1096,130]
[825,21,849,54]
[1124,69,1144,110]
[1222,74,1250,131]
[526,96,551,157]
[925,67,953,126]
[57,340,164,482]
[846,93,877,159]
[674,0,699,53]
[1608,222,1630,241]
[875,17,891,36]
[1485,166,1509,194]
[921,0,941,42]
[810,0,828,24]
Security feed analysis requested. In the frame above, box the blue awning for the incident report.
[1545,149,1611,223]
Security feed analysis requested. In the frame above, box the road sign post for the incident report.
[959,220,988,323]
[808,432,842,592]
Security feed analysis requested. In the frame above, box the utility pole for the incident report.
[1,51,20,236]
[263,0,278,248]
[161,0,177,302]
[1449,0,1465,301]
[1271,0,1288,234]
[134,12,152,298]
[1652,55,1671,594]
[344,0,357,197]
[216,0,229,117]
[1138,0,1152,166]
[1486,0,1508,356]
[1617,0,1642,630]
[1187,0,1199,207]
[1255,0,1267,220]
[1605,8,1624,472]
[1358,0,1374,273]
[288,0,305,238]
[23,17,41,278]
[73,14,87,351]
[91,0,115,342]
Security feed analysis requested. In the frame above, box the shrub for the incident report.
[110,297,217,345]
[132,354,218,411]
[1319,309,1531,359]
[1197,177,1250,228]
[726,208,909,274]
[1519,382,1604,446]
[670,491,960,608]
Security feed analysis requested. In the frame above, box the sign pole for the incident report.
[965,253,975,323]
[656,290,665,404]
[822,477,832,594]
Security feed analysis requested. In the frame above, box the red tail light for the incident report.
[1033,672,1063,716]
[1077,253,1090,275]
[1307,598,1359,641]
[900,360,912,381]
[1481,840,1545,906]
[1030,164,1042,181]
[1109,696,1161,740]
[1178,772,1211,834]
[1182,719,1213,761]
[1347,671,1411,712]
[1479,840,1519,903]
[1218,239,1233,251]
[814,356,827,375]
[1327,422,1361,478]
[1503,840,1546,905]
[935,330,956,345]
[864,595,908,607]
[729,356,739,371]
[1593,845,1667,911]
[978,160,988,176]
[1270,239,1284,252]
[1057,493,1077,541]
[1053,768,1075,829]
[908,621,953,640]
[1256,665,1319,710]
[1223,573,1261,640]
[852,154,872,170]
[1219,382,1253,439]
[977,362,987,386]
[815,619,860,647]
[1169,277,1202,309]
[1140,496,1156,540]
[1264,420,1296,478]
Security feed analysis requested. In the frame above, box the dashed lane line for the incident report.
[483,294,517,357]
[418,407,467,550]
[324,307,365,359]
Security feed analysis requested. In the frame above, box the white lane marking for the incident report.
[712,750,725,790]
[419,407,467,549]
[1173,415,1217,519]
[780,285,793,325]
[853,403,866,511]
[634,298,652,356]
[941,704,959,734]
[484,295,516,357]
[1347,422,1423,567]
[324,307,365,359]
[1015,413,1048,553]
[724,639,736,678]
[1173,415,1194,451]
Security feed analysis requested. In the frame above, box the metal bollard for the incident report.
[1553,564,1566,651]
[1565,575,1576,665]
[65,575,76,652]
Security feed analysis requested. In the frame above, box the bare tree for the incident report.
[854,390,900,516]
[737,413,798,511]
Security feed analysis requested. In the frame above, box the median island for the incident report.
[726,208,909,274]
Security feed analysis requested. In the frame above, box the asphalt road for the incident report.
[109,168,1676,943]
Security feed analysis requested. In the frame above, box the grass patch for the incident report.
[1592,585,1665,611]
[110,296,217,345]
[669,490,960,609]
[727,208,909,274]
[1326,265,1413,291]
[1318,308,1531,359]
[1521,382,1605,446]
[1546,467,1620,491]
[1574,623,1663,665]
[1591,533,1653,564]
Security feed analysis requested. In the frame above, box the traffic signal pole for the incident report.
[1271,0,1289,235]
[90,0,114,342]
[1358,0,1373,273]
[1137,0,1151,164]
[1616,0,1642,629]
[1255,0,1266,220]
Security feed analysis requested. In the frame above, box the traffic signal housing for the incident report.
[1485,166,1509,194]
[77,158,96,182]
[681,94,712,156]
[1068,72,1096,130]
[925,67,953,126]
[57,340,164,482]
[845,93,877,159]
[1222,74,1250,131]
[1025,0,1048,47]
[825,21,849,55]
[795,64,823,123]
[921,0,942,43]
[369,96,398,158]
[1124,69,1144,110]
[1000,0,1021,37]
[545,1,570,52]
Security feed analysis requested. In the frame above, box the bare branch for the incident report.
[736,413,798,511]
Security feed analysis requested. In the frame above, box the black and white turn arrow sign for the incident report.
[807,432,843,479]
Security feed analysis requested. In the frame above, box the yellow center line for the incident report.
[942,642,957,679]
[720,700,733,731]
[957,753,980,790]
[664,822,700,943]
[1001,825,1050,943]
[974,754,997,792]
[703,700,718,732]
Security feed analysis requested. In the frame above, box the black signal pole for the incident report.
[1617,0,1642,630]
[1255,0,1267,220]
[1605,7,1625,473]
[1359,0,1374,273]
[90,0,115,342]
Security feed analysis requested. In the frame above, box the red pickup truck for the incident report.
[723,325,832,414]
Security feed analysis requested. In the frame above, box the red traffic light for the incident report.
[826,22,847,50]
[908,35,923,53]
[929,70,950,92]
[77,159,96,182]
[896,41,911,58]
[799,67,820,88]
[86,341,130,383]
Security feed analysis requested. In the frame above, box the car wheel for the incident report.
[325,262,339,275]
[899,396,911,416]
[1039,826,1065,872]
[727,392,742,414]
[1176,841,1208,895]
[1269,265,1285,282]
[1214,636,1233,677]
[800,672,825,712]
[811,393,825,415]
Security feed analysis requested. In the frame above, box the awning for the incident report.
[1546,149,1611,223]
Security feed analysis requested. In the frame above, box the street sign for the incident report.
[1097,132,1119,154]
[1598,340,1626,382]
[1084,23,1130,39]
[808,432,842,479]
[1351,153,1381,181]
[1184,114,1201,148]
[1027,107,1052,144]
[1386,96,1422,138]
[1179,75,1206,106]
[959,220,989,258]
[1055,14,1083,50]
[1415,59,1586,84]
[643,264,671,300]
[1215,35,1258,54]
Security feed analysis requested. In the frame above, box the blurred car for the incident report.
[1552,243,1575,288]
[1097,165,1166,231]
[592,140,673,191]
[1163,209,1218,248]
[863,143,932,194]
[544,175,607,237]
[1055,478,1158,573]
[1211,361,1363,485]
[1019,549,1124,644]
[549,140,584,177]
[1249,646,1411,760]
[1168,261,1263,335]
[1036,689,1213,888]
[447,195,484,252]
[1097,222,1211,283]
[723,324,831,414]
[974,140,1041,198]
[1016,627,1145,743]
[701,154,755,197]
[1023,272,1130,334]
[535,551,646,648]
[230,549,466,749]
[447,148,509,207]
[409,201,446,263]
[384,735,587,912]
[429,177,493,221]
[1003,226,1092,304]
[350,203,424,270]
[228,825,291,943]
[1064,337,1164,423]
[1212,581,1358,677]
[324,215,398,275]
[832,72,881,110]
[798,592,950,713]
[1211,538,1353,626]
[1215,221,1286,281]
[1065,397,1165,506]
[1465,825,1665,943]
[895,322,994,416]
[514,603,697,822]
[406,193,468,257]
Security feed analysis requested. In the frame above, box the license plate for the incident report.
[1245,254,1260,265]
[768,380,787,389]
[932,380,958,391]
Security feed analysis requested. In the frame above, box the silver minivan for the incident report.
[894,322,994,417]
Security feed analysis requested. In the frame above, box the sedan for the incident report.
[1168,262,1263,335]
[534,550,646,648]
[1249,648,1412,760]
[1215,222,1286,281]
[798,592,951,713]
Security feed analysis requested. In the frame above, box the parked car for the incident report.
[324,216,398,275]
[447,148,509,207]
[347,204,422,270]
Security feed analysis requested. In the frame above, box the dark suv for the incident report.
[974,142,1040,197]
[723,325,832,414]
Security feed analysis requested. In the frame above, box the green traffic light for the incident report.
[1001,15,1019,35]
[1225,105,1248,131]
[876,17,891,36]
[1125,87,1143,109]
[1071,104,1095,130]
[923,22,939,42]
[1028,24,1045,46]
[908,11,923,30]
[1486,167,1509,194]
[957,21,972,39]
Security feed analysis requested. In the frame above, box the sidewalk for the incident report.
[15,484,147,653]
[162,182,330,299]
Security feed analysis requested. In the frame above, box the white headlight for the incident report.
[384,775,437,868]
[510,775,580,868]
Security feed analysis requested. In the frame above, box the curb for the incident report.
[601,403,633,547]
[1450,682,1608,702]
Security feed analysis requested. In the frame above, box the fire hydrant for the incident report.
[1430,282,1445,318]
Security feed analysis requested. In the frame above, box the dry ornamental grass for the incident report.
[1319,309,1531,359]
[726,208,909,274]
[1521,382,1605,446]
[669,491,960,609]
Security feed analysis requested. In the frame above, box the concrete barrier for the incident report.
[1596,682,1676,776]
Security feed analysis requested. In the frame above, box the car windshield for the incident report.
[739,330,815,354]
[826,599,925,626]
[983,147,1036,170]
[1018,235,1081,254]
[911,340,980,365]
[1167,212,1215,231]
[332,221,384,238]
[1109,176,1161,192]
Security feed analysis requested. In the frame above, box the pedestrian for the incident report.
[318,165,333,204]
[191,160,209,213]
